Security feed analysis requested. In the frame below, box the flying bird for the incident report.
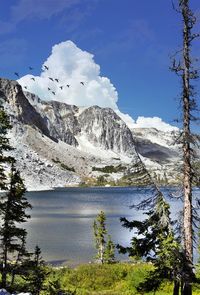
[52,91,56,95]
[80,82,84,85]
[59,86,63,90]
[49,77,54,81]
[14,72,19,78]
[44,65,49,70]
[48,87,51,91]
[29,66,33,70]
[66,84,70,88]
[31,77,35,81]
[24,86,27,89]
[55,78,59,83]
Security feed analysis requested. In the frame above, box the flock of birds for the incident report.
[14,64,85,96]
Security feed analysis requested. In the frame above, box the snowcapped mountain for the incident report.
[0,78,181,190]
[24,91,138,157]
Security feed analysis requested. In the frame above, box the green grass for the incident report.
[6,262,200,294]
[40,263,200,295]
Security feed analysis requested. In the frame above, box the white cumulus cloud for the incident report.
[18,40,118,109]
[131,116,178,132]
[18,40,178,133]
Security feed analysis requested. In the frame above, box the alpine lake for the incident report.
[24,186,200,266]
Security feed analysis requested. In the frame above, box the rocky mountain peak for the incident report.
[0,78,138,157]
[0,78,183,189]
[78,105,136,155]
[0,78,53,140]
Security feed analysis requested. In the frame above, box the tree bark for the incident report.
[182,0,193,263]
[182,282,192,295]
[173,280,180,295]
[2,244,8,288]
[181,0,193,294]
[100,243,104,264]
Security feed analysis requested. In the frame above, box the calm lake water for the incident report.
[24,187,200,265]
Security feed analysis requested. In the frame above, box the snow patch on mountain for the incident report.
[0,78,183,189]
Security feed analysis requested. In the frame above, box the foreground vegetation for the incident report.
[16,263,198,295]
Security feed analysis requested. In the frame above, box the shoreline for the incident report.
[25,183,196,192]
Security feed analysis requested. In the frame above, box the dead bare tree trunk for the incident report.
[181,2,193,294]
[182,0,193,264]
[171,0,200,293]
[182,0,193,295]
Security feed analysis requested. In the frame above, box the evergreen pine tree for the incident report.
[10,231,31,289]
[0,96,36,293]
[0,161,32,289]
[0,103,13,190]
[104,235,115,264]
[118,193,183,294]
[93,211,107,264]
[25,245,49,295]
[93,211,116,264]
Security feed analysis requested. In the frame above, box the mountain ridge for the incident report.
[0,78,181,190]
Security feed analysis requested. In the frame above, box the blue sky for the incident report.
[0,0,199,129]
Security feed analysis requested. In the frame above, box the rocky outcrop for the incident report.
[0,78,53,140]
[24,91,137,156]
[78,106,136,155]
[5,84,136,156]
[27,94,80,146]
